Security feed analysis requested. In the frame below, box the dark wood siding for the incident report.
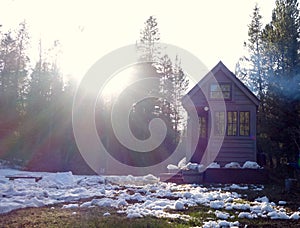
[212,138,256,166]
[233,88,255,105]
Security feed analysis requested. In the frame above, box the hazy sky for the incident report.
[1,0,275,81]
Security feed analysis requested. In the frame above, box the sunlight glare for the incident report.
[101,66,137,98]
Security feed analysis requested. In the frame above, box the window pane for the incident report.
[210,84,231,99]
[199,116,206,138]
[211,84,219,91]
[228,112,232,122]
[240,112,244,123]
[223,91,230,99]
[233,112,237,122]
[239,111,250,136]
[227,111,237,136]
[214,111,225,136]
[245,112,250,123]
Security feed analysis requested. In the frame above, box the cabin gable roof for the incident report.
[183,61,260,106]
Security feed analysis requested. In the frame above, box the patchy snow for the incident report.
[62,203,79,209]
[171,160,261,172]
[238,212,254,219]
[207,162,221,169]
[174,200,185,210]
[224,162,241,168]
[210,200,225,209]
[127,211,143,219]
[0,167,299,225]
[103,212,111,217]
[278,200,287,205]
[169,158,206,173]
[259,202,274,213]
[229,184,248,190]
[40,171,75,188]
[215,210,230,219]
[252,185,264,191]
[242,161,261,169]
[105,174,159,186]
[290,212,300,220]
[268,211,290,220]
[203,220,240,228]
[177,157,187,169]
[255,196,269,203]
[184,162,199,171]
[167,164,179,171]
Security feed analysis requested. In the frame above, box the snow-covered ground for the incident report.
[0,168,299,227]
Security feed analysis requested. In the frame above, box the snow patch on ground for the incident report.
[242,161,261,169]
[207,162,221,169]
[215,210,230,219]
[255,196,269,203]
[0,167,299,225]
[229,184,248,190]
[224,162,241,168]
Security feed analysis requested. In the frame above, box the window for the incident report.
[212,111,251,137]
[214,111,225,136]
[227,111,237,136]
[210,83,231,99]
[199,116,206,138]
[239,111,250,136]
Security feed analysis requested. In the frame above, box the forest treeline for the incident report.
[236,0,300,167]
[0,22,93,173]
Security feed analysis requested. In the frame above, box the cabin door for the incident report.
[191,111,208,163]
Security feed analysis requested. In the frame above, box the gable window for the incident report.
[239,111,250,136]
[199,116,206,138]
[210,83,231,99]
[214,111,225,136]
[227,111,237,136]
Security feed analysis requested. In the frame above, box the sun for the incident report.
[101,66,137,98]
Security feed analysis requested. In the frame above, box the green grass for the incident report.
[1,201,300,228]
[0,206,183,228]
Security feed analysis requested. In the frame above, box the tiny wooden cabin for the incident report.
[182,61,260,167]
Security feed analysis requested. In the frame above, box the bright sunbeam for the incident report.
[101,66,140,98]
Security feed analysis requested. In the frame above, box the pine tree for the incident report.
[263,0,300,78]
[172,55,189,135]
[263,0,300,163]
[137,16,161,62]
[129,16,163,141]
[236,4,271,161]
[0,22,29,120]
[236,4,266,99]
[237,0,300,167]
[23,39,65,168]
[154,54,189,142]
[0,21,30,161]
[136,16,189,143]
